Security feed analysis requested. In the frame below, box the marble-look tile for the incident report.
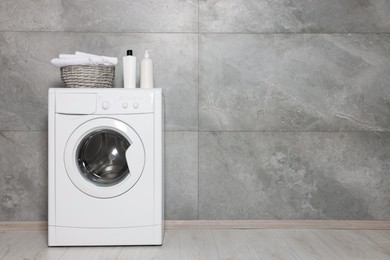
[0,32,198,131]
[0,0,198,32]
[199,132,390,220]
[199,34,390,131]
[0,131,48,221]
[200,0,390,33]
[165,132,198,220]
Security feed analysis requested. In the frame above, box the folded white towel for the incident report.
[51,57,91,67]
[52,52,118,67]
[75,51,118,65]
[58,54,79,59]
[74,51,101,57]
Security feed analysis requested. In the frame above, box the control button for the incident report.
[133,102,139,109]
[102,101,110,110]
[122,102,128,109]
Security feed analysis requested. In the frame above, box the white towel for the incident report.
[51,57,91,67]
[58,54,79,59]
[52,52,118,67]
[75,51,118,65]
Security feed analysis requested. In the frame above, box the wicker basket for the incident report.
[60,65,115,88]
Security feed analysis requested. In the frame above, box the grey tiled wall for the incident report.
[1,0,389,221]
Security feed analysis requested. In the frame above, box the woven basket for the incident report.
[60,65,115,88]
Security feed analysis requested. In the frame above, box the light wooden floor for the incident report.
[0,229,389,259]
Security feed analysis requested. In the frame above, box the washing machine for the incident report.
[48,88,163,246]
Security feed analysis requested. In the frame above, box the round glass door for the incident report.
[64,118,146,198]
[77,130,130,186]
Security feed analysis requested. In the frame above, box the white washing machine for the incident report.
[48,88,163,246]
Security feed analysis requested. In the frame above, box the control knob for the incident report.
[102,101,110,110]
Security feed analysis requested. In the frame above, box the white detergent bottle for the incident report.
[140,50,153,88]
[123,50,136,88]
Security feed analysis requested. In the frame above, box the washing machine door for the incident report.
[64,118,145,198]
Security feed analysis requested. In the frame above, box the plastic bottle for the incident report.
[123,50,136,88]
[140,50,153,89]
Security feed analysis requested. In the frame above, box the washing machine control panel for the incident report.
[96,93,154,114]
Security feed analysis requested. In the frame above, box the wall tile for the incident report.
[200,0,390,33]
[199,34,390,131]
[165,132,198,220]
[0,32,198,131]
[0,131,48,221]
[1,0,390,223]
[199,132,390,220]
[0,0,198,33]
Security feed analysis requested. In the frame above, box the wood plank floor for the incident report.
[0,229,389,259]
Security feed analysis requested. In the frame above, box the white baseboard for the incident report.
[1,220,390,231]
[164,220,390,230]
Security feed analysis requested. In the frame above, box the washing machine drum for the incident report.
[77,129,131,186]
[64,118,146,198]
